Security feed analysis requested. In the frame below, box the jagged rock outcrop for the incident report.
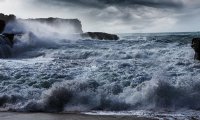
[0,13,16,23]
[0,13,120,59]
[0,13,83,34]
[82,32,119,40]
[192,38,200,60]
[1,13,119,41]
[0,13,16,33]
[0,20,5,33]
[0,14,16,33]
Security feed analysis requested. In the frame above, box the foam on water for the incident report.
[0,25,200,119]
[84,110,200,120]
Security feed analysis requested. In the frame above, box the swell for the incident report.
[1,78,200,112]
[0,32,199,113]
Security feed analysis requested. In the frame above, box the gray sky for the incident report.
[0,0,200,33]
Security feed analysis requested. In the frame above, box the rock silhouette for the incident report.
[0,20,5,33]
[192,38,200,60]
[0,13,83,34]
[0,13,16,23]
[82,32,119,40]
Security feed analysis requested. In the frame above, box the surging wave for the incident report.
[0,30,200,118]
[1,20,82,58]
[25,79,200,112]
[1,77,200,112]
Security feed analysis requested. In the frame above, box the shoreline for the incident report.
[0,112,156,120]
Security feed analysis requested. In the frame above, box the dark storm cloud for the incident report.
[42,0,184,9]
[30,0,200,32]
[1,0,200,32]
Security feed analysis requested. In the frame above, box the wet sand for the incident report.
[0,112,156,120]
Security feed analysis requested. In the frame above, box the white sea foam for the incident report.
[0,28,199,120]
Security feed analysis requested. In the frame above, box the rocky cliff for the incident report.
[0,13,83,34]
[0,13,16,33]
[0,13,16,23]
[0,13,119,42]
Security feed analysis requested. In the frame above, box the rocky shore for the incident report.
[0,13,119,40]
[0,13,120,58]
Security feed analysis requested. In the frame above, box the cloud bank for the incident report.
[44,0,185,8]
[1,0,200,33]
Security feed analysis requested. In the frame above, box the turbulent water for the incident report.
[1,23,200,119]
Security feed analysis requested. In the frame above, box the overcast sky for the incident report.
[0,0,200,33]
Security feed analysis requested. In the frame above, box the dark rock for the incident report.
[0,13,16,33]
[0,13,83,34]
[82,32,119,40]
[0,20,5,33]
[0,13,16,23]
[192,38,200,60]
[0,34,14,47]
[0,34,13,58]
[2,33,15,47]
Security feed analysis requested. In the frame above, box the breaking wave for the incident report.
[2,77,200,112]
[0,22,200,117]
[1,20,82,58]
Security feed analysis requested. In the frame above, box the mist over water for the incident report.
[0,21,200,119]
[2,20,82,58]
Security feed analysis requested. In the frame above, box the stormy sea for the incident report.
[0,21,200,120]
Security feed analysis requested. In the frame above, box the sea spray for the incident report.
[2,19,82,58]
[10,76,200,112]
[0,32,199,115]
[4,19,82,37]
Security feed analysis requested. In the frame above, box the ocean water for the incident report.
[1,25,200,119]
